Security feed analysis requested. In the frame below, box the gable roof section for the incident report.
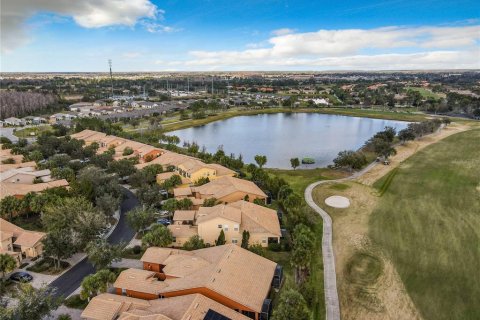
[114,269,167,295]
[230,201,281,236]
[140,244,277,313]
[196,205,241,224]
[192,176,266,200]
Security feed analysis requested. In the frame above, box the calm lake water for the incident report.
[169,113,409,169]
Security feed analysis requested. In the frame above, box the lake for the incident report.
[169,113,410,169]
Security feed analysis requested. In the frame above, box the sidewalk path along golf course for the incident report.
[304,162,376,320]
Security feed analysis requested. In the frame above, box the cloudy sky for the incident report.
[1,0,479,71]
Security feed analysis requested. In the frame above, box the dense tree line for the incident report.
[0,91,58,119]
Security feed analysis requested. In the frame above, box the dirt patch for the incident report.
[312,182,422,320]
[357,123,470,186]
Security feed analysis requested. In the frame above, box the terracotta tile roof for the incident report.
[230,201,281,236]
[168,225,198,240]
[13,230,46,247]
[179,176,266,200]
[140,244,277,313]
[204,163,236,177]
[0,167,51,183]
[114,269,168,295]
[141,247,191,265]
[83,293,249,320]
[173,210,196,221]
[0,179,69,199]
[0,218,25,238]
[196,205,242,224]
[81,293,151,320]
[0,161,37,173]
[173,187,192,197]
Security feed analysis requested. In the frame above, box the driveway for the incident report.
[49,187,139,298]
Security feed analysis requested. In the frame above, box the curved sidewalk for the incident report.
[305,162,376,320]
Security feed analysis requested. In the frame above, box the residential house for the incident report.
[157,172,191,188]
[0,167,52,184]
[115,244,280,320]
[81,292,251,320]
[173,176,267,208]
[3,117,24,126]
[69,102,93,112]
[0,218,46,265]
[49,113,77,124]
[0,179,69,200]
[169,200,281,247]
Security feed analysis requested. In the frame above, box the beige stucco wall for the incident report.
[198,217,241,246]
[187,167,216,183]
[249,232,279,247]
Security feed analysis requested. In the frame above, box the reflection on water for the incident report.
[169,113,409,169]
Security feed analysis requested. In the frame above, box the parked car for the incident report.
[157,218,171,226]
[10,272,33,282]
[158,210,170,216]
[159,189,168,197]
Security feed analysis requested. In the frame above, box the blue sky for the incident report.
[1,0,479,71]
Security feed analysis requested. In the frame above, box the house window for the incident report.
[232,239,238,244]
[262,238,267,243]
[234,224,239,231]
[218,224,222,228]
[224,225,229,231]
[121,288,127,296]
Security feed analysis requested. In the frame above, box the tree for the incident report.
[194,176,210,186]
[9,284,61,320]
[142,224,173,247]
[137,184,164,208]
[0,195,21,220]
[86,240,124,270]
[283,193,302,210]
[397,128,416,144]
[42,230,76,270]
[216,229,226,245]
[95,193,120,218]
[80,270,116,301]
[290,158,300,170]
[183,235,206,251]
[272,289,310,320]
[161,198,178,213]
[291,224,315,285]
[254,155,267,168]
[332,150,368,171]
[0,254,17,280]
[108,158,137,178]
[51,167,75,182]
[126,207,156,234]
[202,198,219,207]
[241,230,250,249]
[248,244,265,257]
[177,198,193,210]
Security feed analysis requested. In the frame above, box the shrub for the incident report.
[1,158,15,164]
[133,245,141,254]
[268,242,282,252]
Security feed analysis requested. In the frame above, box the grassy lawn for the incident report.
[406,87,445,99]
[13,125,52,138]
[265,168,347,195]
[369,129,480,320]
[27,257,70,275]
[64,294,89,309]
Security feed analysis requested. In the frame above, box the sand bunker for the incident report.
[325,195,351,208]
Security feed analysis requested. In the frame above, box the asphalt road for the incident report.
[49,187,139,298]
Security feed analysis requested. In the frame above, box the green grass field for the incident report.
[369,129,480,320]
[13,125,52,138]
[406,87,445,99]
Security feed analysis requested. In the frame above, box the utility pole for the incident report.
[108,59,114,99]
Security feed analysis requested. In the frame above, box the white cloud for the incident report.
[1,0,160,53]
[140,21,180,33]
[122,52,142,58]
[180,25,480,70]
[271,28,296,36]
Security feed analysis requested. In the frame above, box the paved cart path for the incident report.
[304,162,376,320]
